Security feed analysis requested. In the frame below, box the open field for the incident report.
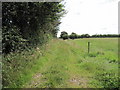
[3,38,119,88]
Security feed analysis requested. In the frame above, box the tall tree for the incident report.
[60,31,68,40]
[69,32,77,39]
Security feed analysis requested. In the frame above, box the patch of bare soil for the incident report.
[69,76,88,88]
[25,73,43,88]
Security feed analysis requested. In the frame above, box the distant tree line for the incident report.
[2,2,65,54]
[60,31,120,40]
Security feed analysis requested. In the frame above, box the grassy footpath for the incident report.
[24,38,119,88]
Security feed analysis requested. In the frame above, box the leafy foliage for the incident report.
[95,71,119,88]
[60,31,120,40]
[2,2,65,88]
[80,34,90,38]
[62,34,69,40]
[60,31,68,40]
[69,32,77,39]
[2,2,65,54]
[2,26,27,53]
[91,34,120,38]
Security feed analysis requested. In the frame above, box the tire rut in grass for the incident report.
[69,76,88,88]
[24,39,89,88]
[25,73,43,88]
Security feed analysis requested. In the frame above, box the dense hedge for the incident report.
[60,31,120,40]
[2,2,65,54]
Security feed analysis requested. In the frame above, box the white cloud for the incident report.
[58,0,119,37]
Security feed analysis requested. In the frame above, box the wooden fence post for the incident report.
[88,42,90,53]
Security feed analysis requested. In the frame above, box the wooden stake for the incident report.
[88,42,90,53]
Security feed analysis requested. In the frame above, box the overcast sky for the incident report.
[57,0,119,37]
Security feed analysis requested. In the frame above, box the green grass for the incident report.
[3,38,119,88]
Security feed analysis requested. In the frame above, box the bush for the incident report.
[2,2,65,54]
[2,26,27,54]
[95,71,119,88]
